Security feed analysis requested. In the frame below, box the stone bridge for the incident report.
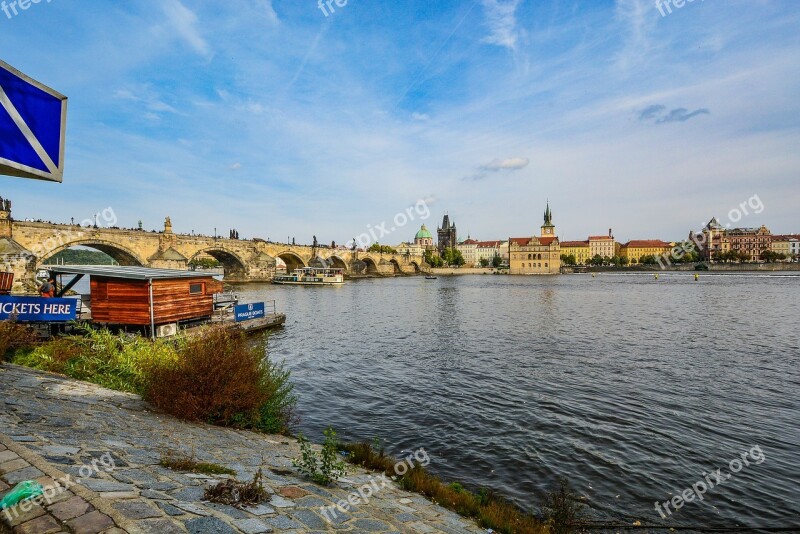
[1,208,428,291]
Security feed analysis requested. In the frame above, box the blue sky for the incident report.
[1,0,798,244]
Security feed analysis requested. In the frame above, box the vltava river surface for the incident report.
[231,273,800,529]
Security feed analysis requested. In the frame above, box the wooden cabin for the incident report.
[48,265,223,327]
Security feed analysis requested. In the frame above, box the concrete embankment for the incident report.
[0,364,485,534]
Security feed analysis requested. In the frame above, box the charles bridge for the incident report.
[0,204,428,291]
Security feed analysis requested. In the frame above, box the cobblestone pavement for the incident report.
[0,364,487,534]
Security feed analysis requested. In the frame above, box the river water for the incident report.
[231,273,799,529]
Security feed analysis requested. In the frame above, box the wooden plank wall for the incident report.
[90,276,219,325]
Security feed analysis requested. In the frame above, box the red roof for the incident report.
[509,237,532,245]
[461,239,479,245]
[539,237,558,245]
[509,237,558,246]
[561,240,589,247]
[476,240,501,247]
[623,240,671,248]
[589,235,614,241]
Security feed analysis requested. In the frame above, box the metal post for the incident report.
[148,279,155,340]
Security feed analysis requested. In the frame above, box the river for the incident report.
[229,273,798,529]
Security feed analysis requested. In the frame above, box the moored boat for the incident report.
[273,267,345,286]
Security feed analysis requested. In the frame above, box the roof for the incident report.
[461,239,479,245]
[561,240,589,247]
[509,237,532,246]
[46,265,215,280]
[623,240,671,248]
[509,237,559,246]
[476,240,501,247]
[589,235,614,241]
[148,247,188,262]
[539,237,558,245]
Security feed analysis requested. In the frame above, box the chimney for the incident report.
[609,228,612,238]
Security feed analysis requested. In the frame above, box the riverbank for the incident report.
[0,363,490,533]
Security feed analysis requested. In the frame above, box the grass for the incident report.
[0,320,38,361]
[159,450,236,476]
[6,322,297,434]
[341,440,583,534]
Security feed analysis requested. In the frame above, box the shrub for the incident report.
[0,320,38,360]
[13,328,177,394]
[292,427,348,485]
[145,325,296,433]
[160,449,236,476]
[540,477,584,534]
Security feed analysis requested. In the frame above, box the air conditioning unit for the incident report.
[156,323,178,338]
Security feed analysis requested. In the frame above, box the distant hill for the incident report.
[44,248,116,265]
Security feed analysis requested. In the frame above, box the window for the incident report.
[189,283,204,295]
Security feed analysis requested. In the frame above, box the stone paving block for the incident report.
[48,495,94,521]
[278,486,309,499]
[0,479,9,492]
[142,481,179,492]
[407,521,437,533]
[3,466,45,486]
[0,450,19,463]
[244,503,276,516]
[80,480,135,493]
[205,502,250,519]
[233,518,273,534]
[290,508,327,530]
[11,513,62,534]
[112,500,162,520]
[184,516,238,534]
[156,501,186,516]
[6,503,46,527]
[0,458,29,474]
[135,518,187,534]
[268,495,295,508]
[171,486,206,502]
[65,510,115,534]
[172,501,210,516]
[266,515,303,530]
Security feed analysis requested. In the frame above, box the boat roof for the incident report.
[47,265,215,280]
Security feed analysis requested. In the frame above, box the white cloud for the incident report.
[482,157,530,171]
[412,112,430,121]
[162,0,210,57]
[480,0,522,50]
[230,163,242,170]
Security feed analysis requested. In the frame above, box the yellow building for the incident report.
[770,237,791,258]
[560,240,590,264]
[509,203,561,274]
[620,240,673,263]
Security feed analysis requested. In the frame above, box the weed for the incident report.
[204,469,269,507]
[540,477,585,534]
[292,427,348,486]
[159,450,236,476]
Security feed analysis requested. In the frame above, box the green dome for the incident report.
[415,225,432,240]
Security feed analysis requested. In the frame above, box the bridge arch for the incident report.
[327,255,349,272]
[361,256,379,274]
[388,258,402,274]
[191,248,248,279]
[410,261,421,273]
[277,251,307,273]
[38,240,145,268]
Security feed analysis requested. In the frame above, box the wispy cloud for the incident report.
[639,105,710,124]
[466,157,530,181]
[480,0,522,50]
[162,0,210,57]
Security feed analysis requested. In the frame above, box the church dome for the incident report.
[415,225,432,240]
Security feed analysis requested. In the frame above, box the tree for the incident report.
[611,255,623,267]
[492,254,503,268]
[639,255,658,265]
[368,243,397,254]
[442,247,465,267]
[589,254,604,266]
[424,250,444,268]
[560,254,577,266]
[479,258,490,268]
[761,250,787,263]
[620,256,630,266]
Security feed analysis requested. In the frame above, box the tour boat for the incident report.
[425,275,438,280]
[273,267,345,286]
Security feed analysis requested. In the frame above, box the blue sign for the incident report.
[0,296,77,322]
[235,302,265,322]
[0,60,67,183]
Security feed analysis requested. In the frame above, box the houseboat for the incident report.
[273,267,345,286]
[40,265,285,337]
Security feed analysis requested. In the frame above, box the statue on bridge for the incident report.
[313,235,318,248]
[0,197,10,212]
[164,216,173,234]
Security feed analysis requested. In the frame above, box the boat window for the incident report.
[190,283,204,295]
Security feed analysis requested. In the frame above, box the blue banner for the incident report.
[235,302,265,323]
[0,296,77,322]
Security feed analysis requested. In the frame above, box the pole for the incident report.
[148,279,155,340]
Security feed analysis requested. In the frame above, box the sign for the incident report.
[0,60,68,182]
[235,302,265,323]
[0,296,77,322]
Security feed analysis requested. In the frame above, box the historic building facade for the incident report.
[508,204,561,274]
[560,240,590,264]
[589,230,617,259]
[620,240,673,263]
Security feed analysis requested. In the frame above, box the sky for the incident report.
[1,0,799,246]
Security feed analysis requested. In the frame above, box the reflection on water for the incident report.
[232,274,797,527]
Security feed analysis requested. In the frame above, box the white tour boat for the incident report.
[272,267,345,286]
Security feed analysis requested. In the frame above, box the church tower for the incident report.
[541,202,555,238]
